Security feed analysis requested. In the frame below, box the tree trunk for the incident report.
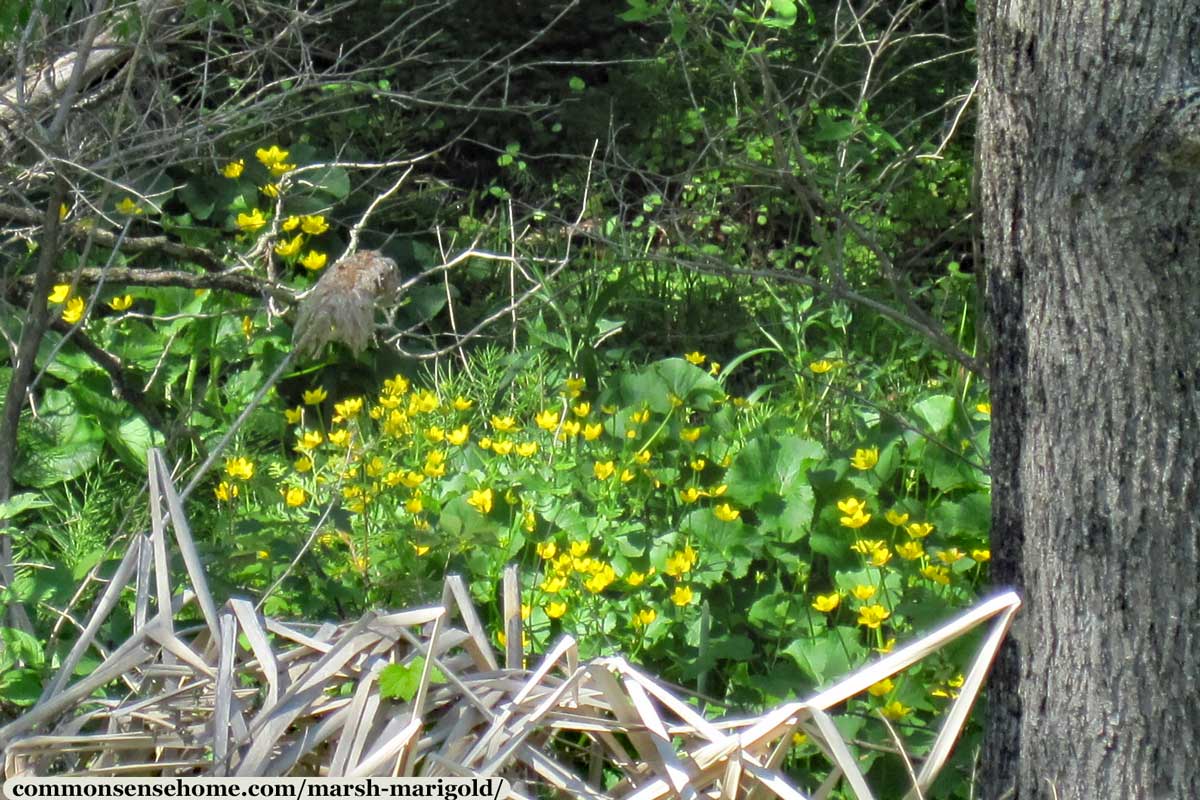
[978,1,1200,798]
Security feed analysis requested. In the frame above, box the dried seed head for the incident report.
[292,250,400,358]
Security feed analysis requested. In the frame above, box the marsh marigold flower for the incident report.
[858,604,890,629]
[681,427,702,442]
[467,488,493,514]
[225,457,254,481]
[300,214,328,235]
[881,700,911,721]
[109,295,133,311]
[868,678,894,697]
[49,284,71,304]
[546,601,567,619]
[671,585,694,606]
[116,197,142,215]
[885,510,910,526]
[536,541,557,559]
[516,441,538,457]
[274,235,303,257]
[633,608,656,627]
[850,447,879,471]
[971,548,991,562]
[222,159,245,178]
[564,376,585,397]
[896,541,924,560]
[299,250,327,271]
[684,351,705,365]
[583,423,602,441]
[809,360,833,374]
[852,585,877,601]
[256,145,289,167]
[713,503,740,522]
[812,592,840,613]
[214,481,238,502]
[906,522,934,539]
[62,297,85,324]
[921,565,951,585]
[593,461,615,480]
[236,209,267,233]
[284,487,306,507]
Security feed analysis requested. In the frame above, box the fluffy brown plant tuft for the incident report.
[292,250,400,358]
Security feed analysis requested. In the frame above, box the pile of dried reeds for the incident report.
[0,451,1019,798]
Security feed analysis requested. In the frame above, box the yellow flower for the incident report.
[449,395,472,411]
[522,510,536,531]
[261,183,279,198]
[681,427,702,443]
[255,145,289,168]
[535,409,559,430]
[868,678,894,697]
[840,507,871,529]
[850,447,879,471]
[635,449,651,465]
[938,547,965,565]
[851,585,877,601]
[857,604,890,629]
[424,426,445,443]
[626,570,646,587]
[546,601,568,619]
[630,408,651,425]
[679,487,702,504]
[49,284,71,304]
[896,541,924,560]
[300,214,329,235]
[633,608,656,627]
[875,638,896,654]
[713,503,740,522]
[293,455,312,473]
[564,376,586,397]
[812,592,840,613]
[976,402,991,415]
[583,422,603,441]
[281,215,301,232]
[708,483,728,497]
[906,522,935,539]
[791,732,808,747]
[671,585,694,606]
[620,468,635,483]
[516,441,538,457]
[921,565,951,585]
[241,315,253,338]
[492,439,514,455]
[405,496,424,514]
[222,159,245,178]
[256,550,269,560]
[850,539,886,555]
[593,460,615,480]
[809,360,833,374]
[540,575,567,594]
[572,402,591,417]
[299,250,327,271]
[115,197,142,215]
[689,458,706,471]
[885,510,910,526]
[303,387,327,405]
[837,497,867,516]
[333,397,363,420]
[109,294,133,311]
[709,362,721,376]
[274,234,303,257]
[881,700,911,721]
[214,481,238,502]
[62,297,85,324]
[536,541,557,559]
[384,375,410,396]
[58,202,69,219]
[236,209,267,232]
[684,351,706,365]
[297,429,323,450]
[269,161,295,176]
[413,390,439,413]
[584,563,616,593]
[327,429,350,447]
[569,540,590,557]
[665,546,697,577]
[423,451,446,477]
[446,425,470,446]
[284,486,306,507]
[224,456,254,481]
[868,547,892,567]
[466,488,493,514]
[491,415,518,433]
[411,542,431,557]
[971,548,991,563]
[365,456,385,477]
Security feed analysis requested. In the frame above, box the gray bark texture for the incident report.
[979,1,1200,798]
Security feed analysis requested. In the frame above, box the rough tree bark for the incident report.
[979,1,1200,798]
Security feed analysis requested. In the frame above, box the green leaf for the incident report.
[0,493,51,520]
[770,0,797,18]
[812,118,855,142]
[912,394,957,435]
[568,76,586,92]
[726,434,824,506]
[304,166,351,199]
[379,657,445,702]
[0,667,43,706]
[782,627,867,685]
